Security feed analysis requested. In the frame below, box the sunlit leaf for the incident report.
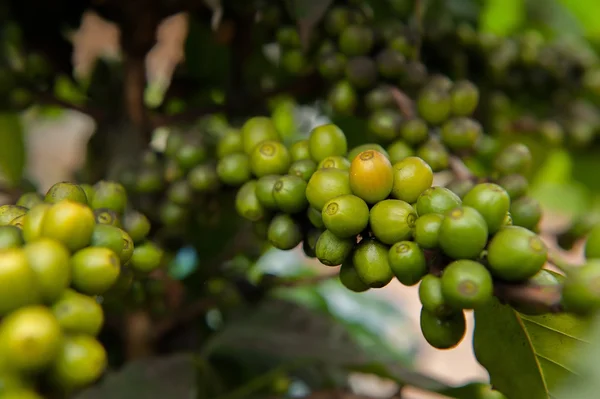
[474,298,593,399]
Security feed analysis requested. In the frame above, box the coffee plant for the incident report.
[2,0,600,398]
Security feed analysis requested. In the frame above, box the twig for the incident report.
[448,155,475,181]
[390,87,416,119]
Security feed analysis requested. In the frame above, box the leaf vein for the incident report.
[521,317,591,344]
[534,352,579,376]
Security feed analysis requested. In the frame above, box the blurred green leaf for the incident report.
[474,298,593,399]
[480,0,525,36]
[555,314,600,399]
[0,112,25,186]
[54,75,87,106]
[75,354,197,399]
[558,0,600,39]
[203,299,478,397]
[525,0,583,39]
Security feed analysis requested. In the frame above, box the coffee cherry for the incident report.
[322,194,369,238]
[276,26,300,48]
[281,49,309,76]
[349,150,394,204]
[16,192,43,209]
[441,117,482,151]
[167,180,193,206]
[419,307,466,349]
[538,120,564,146]
[318,53,347,80]
[352,239,394,288]
[417,139,449,172]
[255,175,280,210]
[339,259,369,293]
[439,206,488,260]
[510,196,542,231]
[250,140,291,177]
[0,205,28,226]
[339,25,374,56]
[45,182,88,205]
[273,175,309,214]
[562,261,600,315]
[93,209,121,227]
[308,124,348,163]
[40,201,95,252]
[302,228,321,258]
[387,140,415,164]
[487,226,547,281]
[391,156,433,203]
[23,238,71,303]
[267,214,303,250]
[50,335,107,390]
[328,80,358,115]
[345,56,378,89]
[307,207,325,229]
[174,140,207,170]
[368,109,403,142]
[129,241,163,273]
[290,139,311,161]
[159,201,189,227]
[369,200,416,245]
[348,143,390,161]
[416,187,462,216]
[365,85,395,111]
[463,183,510,234]
[0,248,41,316]
[419,274,454,318]
[450,80,479,116]
[71,247,120,295]
[318,156,350,171]
[414,213,444,249]
[324,7,352,36]
[235,181,267,222]
[511,269,560,315]
[121,211,150,244]
[441,260,493,309]
[21,203,50,242]
[400,118,429,146]
[306,168,352,211]
[217,128,243,158]
[91,181,128,214]
[0,225,23,250]
[388,241,427,286]
[376,48,405,79]
[316,230,354,266]
[288,157,316,182]
[241,117,280,154]
[497,174,528,200]
[188,164,220,193]
[417,85,452,125]
[217,153,252,186]
[493,143,532,176]
[51,290,103,336]
[0,306,61,372]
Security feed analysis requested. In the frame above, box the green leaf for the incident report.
[473,298,594,399]
[525,0,584,39]
[480,0,525,36]
[203,299,465,396]
[75,354,197,399]
[0,112,25,186]
[54,75,87,106]
[284,0,334,48]
[555,314,600,399]
[558,0,600,39]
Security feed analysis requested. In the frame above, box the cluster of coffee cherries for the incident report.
[0,181,163,398]
[226,119,600,351]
